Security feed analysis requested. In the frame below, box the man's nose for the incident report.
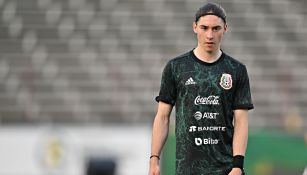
[206,30,214,39]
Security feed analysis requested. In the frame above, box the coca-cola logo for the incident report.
[194,95,219,105]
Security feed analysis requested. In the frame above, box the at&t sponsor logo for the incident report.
[194,95,219,105]
[195,138,219,145]
[194,111,219,120]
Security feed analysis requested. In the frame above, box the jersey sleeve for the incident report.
[155,61,177,106]
[232,65,254,110]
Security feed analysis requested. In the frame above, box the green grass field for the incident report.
[161,129,307,175]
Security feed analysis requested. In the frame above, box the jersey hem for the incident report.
[176,166,233,175]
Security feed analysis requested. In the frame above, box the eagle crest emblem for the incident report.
[220,73,232,90]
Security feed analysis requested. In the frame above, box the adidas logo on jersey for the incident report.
[185,77,197,85]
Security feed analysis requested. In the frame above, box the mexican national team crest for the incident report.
[220,73,232,90]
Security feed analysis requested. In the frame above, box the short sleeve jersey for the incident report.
[156,50,254,175]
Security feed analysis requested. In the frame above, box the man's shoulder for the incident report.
[223,52,246,69]
[168,50,192,65]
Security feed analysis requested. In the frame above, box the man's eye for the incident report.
[213,27,221,31]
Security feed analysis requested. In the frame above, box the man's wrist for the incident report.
[233,155,244,171]
[150,155,160,165]
[150,155,160,160]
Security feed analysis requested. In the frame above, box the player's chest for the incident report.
[176,69,236,95]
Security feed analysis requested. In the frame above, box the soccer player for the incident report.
[148,2,254,175]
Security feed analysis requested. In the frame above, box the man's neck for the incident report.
[193,47,222,63]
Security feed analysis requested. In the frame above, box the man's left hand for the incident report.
[228,168,242,175]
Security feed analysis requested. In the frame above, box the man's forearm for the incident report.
[232,110,249,156]
[151,114,170,157]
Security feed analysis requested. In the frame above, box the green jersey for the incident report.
[156,50,254,175]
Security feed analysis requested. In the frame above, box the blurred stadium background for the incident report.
[0,0,307,174]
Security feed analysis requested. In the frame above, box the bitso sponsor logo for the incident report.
[189,126,226,132]
[185,77,197,85]
[195,138,219,145]
[220,73,232,90]
[194,95,219,105]
[194,111,219,120]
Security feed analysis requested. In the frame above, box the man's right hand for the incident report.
[148,158,160,175]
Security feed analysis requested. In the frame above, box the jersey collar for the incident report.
[190,49,225,66]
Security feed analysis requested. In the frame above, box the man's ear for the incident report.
[224,23,228,33]
[193,22,197,34]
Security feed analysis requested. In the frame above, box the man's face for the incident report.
[193,15,227,53]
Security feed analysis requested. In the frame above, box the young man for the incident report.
[149,2,253,175]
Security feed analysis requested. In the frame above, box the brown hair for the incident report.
[195,2,227,23]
